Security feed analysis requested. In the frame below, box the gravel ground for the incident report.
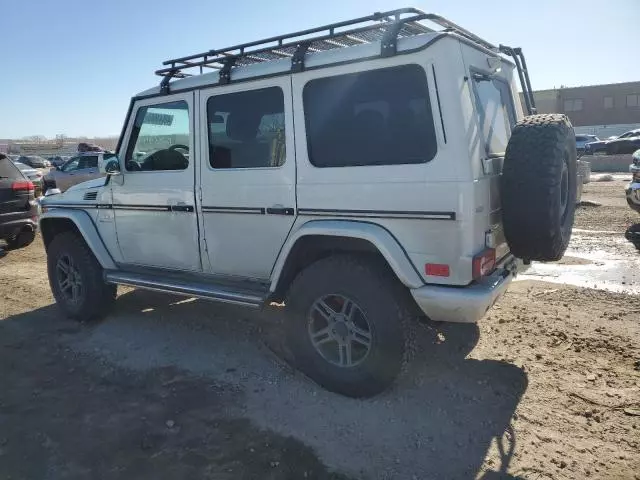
[0,177,639,479]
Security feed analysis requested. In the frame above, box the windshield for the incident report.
[14,162,31,171]
[472,73,516,156]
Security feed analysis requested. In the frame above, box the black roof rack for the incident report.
[155,7,498,83]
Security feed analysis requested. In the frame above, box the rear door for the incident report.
[197,77,296,280]
[75,154,100,184]
[462,45,517,260]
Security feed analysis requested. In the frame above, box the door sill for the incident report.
[104,269,267,308]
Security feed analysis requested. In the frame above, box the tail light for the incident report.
[11,180,35,192]
[472,248,496,280]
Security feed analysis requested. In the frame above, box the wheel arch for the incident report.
[269,220,424,300]
[40,210,117,270]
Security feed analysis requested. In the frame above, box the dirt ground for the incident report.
[1,177,639,479]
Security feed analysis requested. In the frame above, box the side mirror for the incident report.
[44,188,61,197]
[99,155,121,175]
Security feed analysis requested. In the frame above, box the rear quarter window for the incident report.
[0,158,24,179]
[303,64,438,168]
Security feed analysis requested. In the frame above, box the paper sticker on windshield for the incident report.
[144,112,174,126]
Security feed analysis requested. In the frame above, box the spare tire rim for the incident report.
[307,294,372,368]
[56,254,83,304]
[560,153,570,222]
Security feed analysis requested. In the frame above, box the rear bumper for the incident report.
[0,215,38,239]
[410,256,520,323]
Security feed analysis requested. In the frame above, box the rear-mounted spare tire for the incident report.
[501,114,577,261]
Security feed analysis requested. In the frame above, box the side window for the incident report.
[125,101,190,172]
[62,157,80,172]
[472,74,516,156]
[77,156,98,169]
[303,64,437,168]
[207,87,285,169]
[0,157,22,179]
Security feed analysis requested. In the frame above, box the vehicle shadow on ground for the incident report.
[1,290,528,480]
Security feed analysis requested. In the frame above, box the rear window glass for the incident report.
[472,73,516,156]
[303,64,438,167]
[0,158,23,179]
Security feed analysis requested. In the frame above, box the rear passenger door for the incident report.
[75,155,100,184]
[197,77,296,280]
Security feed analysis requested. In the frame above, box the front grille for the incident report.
[83,191,98,201]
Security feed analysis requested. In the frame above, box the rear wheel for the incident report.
[47,232,116,321]
[285,255,409,397]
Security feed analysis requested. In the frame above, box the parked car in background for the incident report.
[626,149,640,214]
[13,162,44,195]
[18,155,48,168]
[0,154,38,250]
[606,129,640,155]
[42,152,111,192]
[576,134,599,154]
[584,138,610,155]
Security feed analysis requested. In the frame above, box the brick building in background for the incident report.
[521,81,640,137]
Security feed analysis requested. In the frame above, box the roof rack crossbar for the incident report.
[155,7,500,89]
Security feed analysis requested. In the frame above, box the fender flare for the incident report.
[269,219,424,292]
[39,209,117,270]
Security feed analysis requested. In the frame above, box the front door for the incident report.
[197,77,296,280]
[56,154,98,191]
[113,92,201,272]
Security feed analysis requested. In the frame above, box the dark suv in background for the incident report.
[0,154,38,250]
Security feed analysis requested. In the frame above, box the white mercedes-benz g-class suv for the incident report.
[40,8,577,397]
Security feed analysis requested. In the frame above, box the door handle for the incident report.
[266,207,295,216]
[170,204,194,212]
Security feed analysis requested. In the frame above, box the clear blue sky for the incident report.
[1,0,638,138]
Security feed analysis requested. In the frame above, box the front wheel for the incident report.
[47,232,116,321]
[285,255,410,398]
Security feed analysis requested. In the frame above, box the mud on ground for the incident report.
[0,178,638,480]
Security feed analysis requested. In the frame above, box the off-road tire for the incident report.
[501,114,577,261]
[5,228,36,250]
[285,254,410,398]
[47,232,116,322]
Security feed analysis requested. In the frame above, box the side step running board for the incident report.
[104,271,266,308]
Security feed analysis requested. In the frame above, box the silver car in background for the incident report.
[43,152,112,192]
